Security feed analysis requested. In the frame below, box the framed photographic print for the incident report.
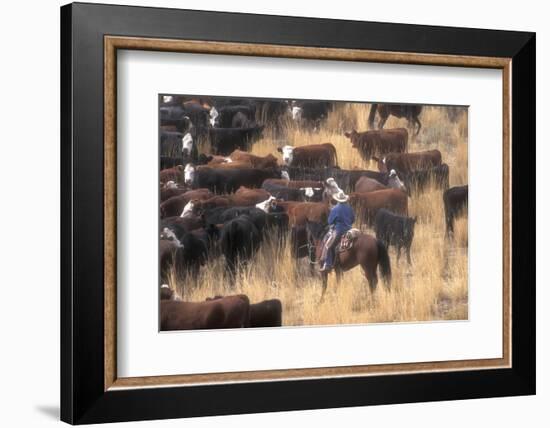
[60,2,535,424]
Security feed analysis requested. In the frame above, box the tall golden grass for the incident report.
[166,103,469,325]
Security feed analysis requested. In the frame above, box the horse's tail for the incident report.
[368,103,378,129]
[376,239,392,287]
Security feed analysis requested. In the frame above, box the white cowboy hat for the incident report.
[332,191,349,203]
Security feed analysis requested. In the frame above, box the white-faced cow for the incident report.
[277,143,338,168]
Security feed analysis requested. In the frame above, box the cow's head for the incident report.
[162,95,173,104]
[291,106,303,121]
[209,106,219,127]
[180,200,195,218]
[164,180,177,189]
[160,227,182,247]
[184,164,196,186]
[277,145,295,166]
[256,196,276,213]
[373,156,388,173]
[388,169,406,192]
[181,132,193,157]
[300,187,323,202]
[344,130,357,145]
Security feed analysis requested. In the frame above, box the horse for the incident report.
[368,103,423,135]
[305,221,392,301]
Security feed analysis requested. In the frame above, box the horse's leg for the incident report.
[414,116,422,135]
[335,267,342,285]
[362,265,378,295]
[406,244,412,265]
[320,272,329,303]
[379,114,388,130]
[396,245,401,265]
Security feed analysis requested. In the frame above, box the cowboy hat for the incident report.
[332,190,349,203]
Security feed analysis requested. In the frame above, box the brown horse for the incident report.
[306,221,391,301]
[368,103,423,135]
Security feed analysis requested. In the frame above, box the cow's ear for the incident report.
[277,147,283,153]
[344,132,351,138]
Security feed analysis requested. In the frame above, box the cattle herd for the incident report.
[158,95,469,331]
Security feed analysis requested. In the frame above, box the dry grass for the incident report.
[165,103,469,326]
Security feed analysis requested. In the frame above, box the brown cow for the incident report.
[205,155,233,166]
[277,143,338,168]
[229,150,279,169]
[355,171,407,193]
[160,284,180,301]
[234,186,271,205]
[160,184,190,202]
[160,189,213,218]
[355,176,388,193]
[374,150,442,174]
[161,214,205,233]
[205,296,282,328]
[187,196,233,215]
[160,165,184,185]
[274,201,329,226]
[345,128,408,160]
[249,299,283,328]
[160,295,250,331]
[350,188,408,224]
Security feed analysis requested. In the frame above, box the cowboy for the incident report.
[319,190,355,272]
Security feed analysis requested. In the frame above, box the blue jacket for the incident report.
[328,203,355,235]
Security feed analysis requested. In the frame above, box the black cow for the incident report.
[231,111,257,128]
[220,215,262,281]
[374,209,417,265]
[249,299,283,327]
[160,131,198,164]
[262,181,322,202]
[219,207,267,231]
[292,101,333,128]
[443,185,468,235]
[215,105,255,128]
[289,224,316,275]
[208,127,265,155]
[403,164,450,195]
[184,165,279,193]
[257,100,290,126]
[160,104,210,136]
[159,232,208,279]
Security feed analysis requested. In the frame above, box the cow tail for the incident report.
[368,103,378,129]
[331,144,339,167]
[376,239,392,288]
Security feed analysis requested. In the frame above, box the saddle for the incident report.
[336,228,361,253]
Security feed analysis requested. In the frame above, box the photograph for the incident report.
[158,95,469,330]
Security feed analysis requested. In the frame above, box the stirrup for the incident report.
[319,263,331,272]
